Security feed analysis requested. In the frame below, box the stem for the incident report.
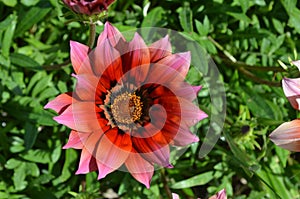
[81,176,86,192]
[236,66,281,87]
[87,18,96,49]
[208,36,282,87]
[42,59,71,70]
[208,36,285,72]
[160,169,172,199]
[220,56,286,72]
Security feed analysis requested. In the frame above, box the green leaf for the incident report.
[51,140,62,163]
[32,174,55,185]
[0,14,14,31]
[31,75,52,97]
[223,130,254,176]
[242,87,280,120]
[24,122,38,150]
[195,15,210,36]
[178,2,193,33]
[52,149,77,185]
[255,166,292,199]
[141,6,166,28]
[171,171,214,189]
[10,53,41,70]
[14,4,52,38]
[272,18,284,34]
[5,158,22,169]
[2,14,17,58]
[281,0,300,33]
[1,0,17,7]
[227,12,252,23]
[13,163,28,191]
[237,0,250,13]
[274,146,289,168]
[25,162,40,177]
[141,7,166,41]
[20,0,39,6]
[20,149,51,164]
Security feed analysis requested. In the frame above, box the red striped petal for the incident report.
[125,150,154,188]
[97,22,125,47]
[90,129,132,179]
[54,102,106,132]
[121,33,150,83]
[149,35,172,62]
[132,136,171,167]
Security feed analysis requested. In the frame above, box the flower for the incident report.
[172,189,227,199]
[62,0,115,16]
[269,60,300,151]
[45,22,207,188]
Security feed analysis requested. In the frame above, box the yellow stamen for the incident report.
[111,92,143,124]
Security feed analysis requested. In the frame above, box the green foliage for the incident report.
[1,0,300,198]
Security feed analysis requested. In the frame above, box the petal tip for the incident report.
[193,136,200,143]
[166,164,173,168]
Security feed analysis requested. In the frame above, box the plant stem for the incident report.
[236,66,281,87]
[87,18,96,49]
[220,56,286,72]
[208,36,282,87]
[43,59,71,70]
[160,169,172,199]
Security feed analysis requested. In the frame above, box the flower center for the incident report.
[111,92,143,125]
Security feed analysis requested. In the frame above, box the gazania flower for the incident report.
[45,22,207,187]
[62,0,115,16]
[270,60,300,151]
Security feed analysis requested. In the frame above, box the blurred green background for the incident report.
[0,0,300,198]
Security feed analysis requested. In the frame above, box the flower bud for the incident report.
[62,0,115,16]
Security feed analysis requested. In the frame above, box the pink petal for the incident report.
[209,189,227,199]
[147,102,200,146]
[269,119,300,151]
[86,129,132,179]
[282,77,300,110]
[292,60,300,71]
[172,193,180,199]
[192,85,202,95]
[149,35,172,62]
[163,121,199,146]
[157,52,191,78]
[145,54,190,84]
[97,22,125,47]
[131,104,167,139]
[76,147,98,174]
[44,92,73,114]
[132,136,172,168]
[153,95,207,126]
[91,39,123,83]
[171,83,202,101]
[73,73,105,102]
[63,130,91,149]
[179,97,208,126]
[121,33,150,83]
[125,150,154,188]
[53,102,106,132]
[70,41,90,74]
